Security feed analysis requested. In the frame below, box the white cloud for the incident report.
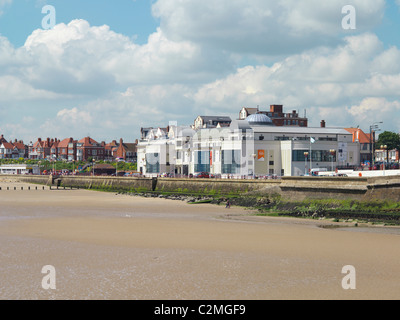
[19,20,235,94]
[1,6,400,142]
[152,0,385,55]
[348,98,400,129]
[192,33,400,132]
[57,107,93,125]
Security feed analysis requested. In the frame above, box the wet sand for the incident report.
[0,182,400,300]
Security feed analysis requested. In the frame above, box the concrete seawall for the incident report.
[156,177,281,195]
[1,174,400,202]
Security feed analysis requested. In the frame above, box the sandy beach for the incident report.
[0,182,399,300]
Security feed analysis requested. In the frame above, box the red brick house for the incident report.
[77,137,105,161]
[115,138,137,162]
[104,140,119,161]
[29,138,52,159]
[55,137,76,161]
[50,139,60,159]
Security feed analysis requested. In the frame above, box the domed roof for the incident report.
[246,113,273,126]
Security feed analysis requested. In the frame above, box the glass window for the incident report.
[146,153,160,173]
[194,151,210,173]
[221,150,241,174]
[292,150,336,162]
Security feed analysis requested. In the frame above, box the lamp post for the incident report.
[329,149,335,172]
[92,158,95,176]
[252,154,257,179]
[370,122,383,169]
[304,152,309,176]
[381,145,387,176]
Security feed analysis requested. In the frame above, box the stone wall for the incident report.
[155,178,281,195]
[59,176,155,192]
[1,174,400,202]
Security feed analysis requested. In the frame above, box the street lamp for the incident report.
[304,152,309,176]
[370,122,383,169]
[381,145,387,175]
[329,149,335,172]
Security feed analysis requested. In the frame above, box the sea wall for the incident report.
[1,174,400,202]
[155,178,281,195]
[59,176,156,192]
[0,174,51,185]
[279,176,369,201]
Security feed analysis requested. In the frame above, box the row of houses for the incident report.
[137,105,398,178]
[0,135,137,162]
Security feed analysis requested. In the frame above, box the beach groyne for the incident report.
[1,174,400,202]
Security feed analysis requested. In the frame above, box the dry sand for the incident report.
[0,182,399,300]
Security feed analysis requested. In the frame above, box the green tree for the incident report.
[377,131,400,151]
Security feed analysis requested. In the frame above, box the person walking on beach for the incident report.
[226,200,231,209]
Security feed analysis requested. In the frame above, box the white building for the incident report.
[138,114,360,177]
[0,164,40,175]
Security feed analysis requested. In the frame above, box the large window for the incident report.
[292,150,336,162]
[194,151,210,173]
[221,150,241,174]
[146,153,160,173]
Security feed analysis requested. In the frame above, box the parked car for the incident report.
[389,162,399,169]
[194,172,210,178]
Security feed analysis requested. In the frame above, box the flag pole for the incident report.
[310,139,312,174]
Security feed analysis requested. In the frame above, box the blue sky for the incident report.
[0,0,400,143]
[0,0,159,46]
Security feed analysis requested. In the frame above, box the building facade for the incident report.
[76,137,105,161]
[138,114,360,177]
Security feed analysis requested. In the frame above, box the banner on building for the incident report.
[257,150,265,161]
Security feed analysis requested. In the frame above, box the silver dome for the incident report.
[246,113,273,126]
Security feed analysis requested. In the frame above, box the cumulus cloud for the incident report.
[20,19,235,94]
[193,33,400,131]
[57,107,93,125]
[348,98,400,129]
[1,3,400,142]
[152,0,385,55]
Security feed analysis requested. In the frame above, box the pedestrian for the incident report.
[226,200,230,209]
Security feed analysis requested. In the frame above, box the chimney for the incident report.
[321,120,326,128]
[120,138,123,145]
